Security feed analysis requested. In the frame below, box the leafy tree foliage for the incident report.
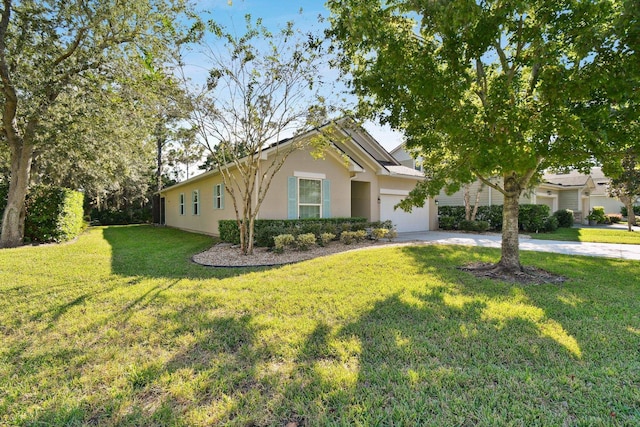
[328,0,631,273]
[0,0,193,247]
[186,16,331,255]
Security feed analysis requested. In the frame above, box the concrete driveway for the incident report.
[395,231,640,261]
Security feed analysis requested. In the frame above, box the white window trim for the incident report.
[294,171,326,179]
[214,184,224,210]
[298,177,322,219]
[192,190,200,215]
[179,193,185,216]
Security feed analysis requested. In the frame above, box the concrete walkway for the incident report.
[395,231,640,261]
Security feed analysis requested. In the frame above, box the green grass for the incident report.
[1,225,639,426]
[530,226,640,244]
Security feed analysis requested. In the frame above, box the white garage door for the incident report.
[379,194,429,232]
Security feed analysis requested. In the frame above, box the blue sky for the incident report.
[182,0,404,151]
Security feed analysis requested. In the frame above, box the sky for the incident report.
[182,0,405,151]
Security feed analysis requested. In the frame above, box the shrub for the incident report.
[438,216,457,230]
[621,205,640,216]
[386,228,398,241]
[543,216,559,232]
[218,220,240,244]
[296,233,316,250]
[607,213,622,224]
[587,206,607,224]
[553,209,574,228]
[273,234,295,253]
[354,229,367,242]
[90,207,151,225]
[519,204,551,232]
[255,225,289,248]
[459,219,489,233]
[371,228,389,241]
[24,185,84,243]
[340,231,357,245]
[319,232,335,246]
[477,205,503,230]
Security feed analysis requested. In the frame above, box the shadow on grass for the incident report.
[11,243,640,425]
[102,225,273,280]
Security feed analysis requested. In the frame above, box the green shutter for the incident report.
[288,177,297,219]
[322,179,331,218]
[220,183,225,209]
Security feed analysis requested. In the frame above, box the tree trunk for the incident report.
[1,141,34,248]
[626,200,635,232]
[497,177,522,272]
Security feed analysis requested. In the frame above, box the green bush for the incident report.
[24,185,84,243]
[90,208,151,225]
[371,228,389,241]
[273,234,295,253]
[218,220,240,244]
[438,216,457,230]
[543,216,559,232]
[319,232,336,246]
[519,204,551,232]
[255,225,289,248]
[296,233,316,250]
[340,231,357,245]
[459,219,489,232]
[553,209,574,228]
[477,205,503,230]
[587,206,607,224]
[354,229,367,243]
[620,205,640,216]
[386,229,398,241]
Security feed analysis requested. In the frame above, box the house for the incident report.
[159,120,438,235]
[392,144,630,223]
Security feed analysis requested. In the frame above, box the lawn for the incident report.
[530,226,640,244]
[1,225,639,426]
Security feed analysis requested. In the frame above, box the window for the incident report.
[179,193,185,215]
[214,183,224,209]
[192,190,200,215]
[298,178,321,218]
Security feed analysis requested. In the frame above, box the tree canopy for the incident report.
[328,0,635,273]
[0,0,195,247]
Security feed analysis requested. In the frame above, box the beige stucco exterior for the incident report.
[160,121,434,236]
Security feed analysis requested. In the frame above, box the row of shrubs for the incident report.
[89,207,151,225]
[273,227,398,253]
[438,205,574,233]
[219,217,395,247]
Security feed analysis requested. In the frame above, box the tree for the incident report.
[166,127,204,181]
[0,0,192,247]
[328,0,623,274]
[187,16,330,255]
[606,149,640,231]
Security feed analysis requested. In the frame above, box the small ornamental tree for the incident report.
[187,16,334,255]
[329,0,625,274]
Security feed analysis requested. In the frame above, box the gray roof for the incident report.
[386,165,425,178]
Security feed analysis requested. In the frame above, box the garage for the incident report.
[379,192,430,232]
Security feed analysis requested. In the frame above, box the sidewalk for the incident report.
[395,231,640,261]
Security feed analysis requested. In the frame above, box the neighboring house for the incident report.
[160,120,438,235]
[392,144,630,223]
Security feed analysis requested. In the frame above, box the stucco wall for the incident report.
[258,148,352,219]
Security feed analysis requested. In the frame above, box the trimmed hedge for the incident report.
[24,185,84,243]
[438,204,555,232]
[219,217,369,247]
